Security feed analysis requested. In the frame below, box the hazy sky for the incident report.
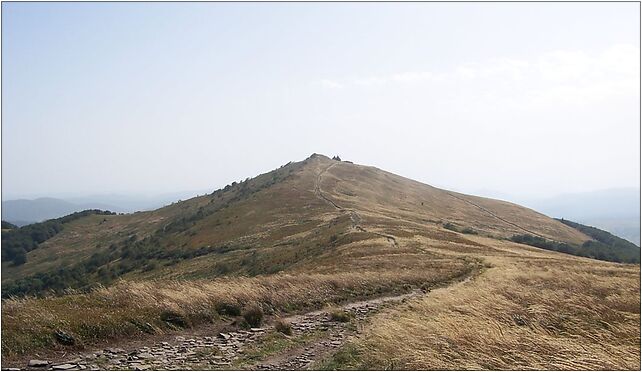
[2,2,640,200]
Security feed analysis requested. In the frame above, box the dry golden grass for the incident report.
[1,260,473,357]
[3,154,639,371]
[339,244,641,370]
[324,161,589,244]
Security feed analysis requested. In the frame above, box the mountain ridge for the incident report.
[1,153,619,297]
[1,154,640,370]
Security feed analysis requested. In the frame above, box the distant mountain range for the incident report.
[1,198,123,226]
[1,191,208,226]
[2,187,639,246]
[518,188,640,246]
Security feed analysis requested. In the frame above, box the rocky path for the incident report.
[17,291,422,371]
[11,162,474,371]
[253,291,420,370]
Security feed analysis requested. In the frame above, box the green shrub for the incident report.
[160,310,190,328]
[216,302,242,316]
[443,222,458,232]
[460,227,477,235]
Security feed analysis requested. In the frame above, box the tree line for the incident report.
[510,219,640,264]
[1,210,116,266]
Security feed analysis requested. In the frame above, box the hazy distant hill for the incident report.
[1,198,122,226]
[1,191,209,227]
[520,188,640,246]
[64,191,210,213]
[2,197,74,224]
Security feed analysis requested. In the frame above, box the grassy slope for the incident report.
[4,155,587,289]
[323,236,640,370]
[2,154,639,369]
[323,162,588,244]
[2,159,318,285]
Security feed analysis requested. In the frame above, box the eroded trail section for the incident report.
[314,163,342,210]
[252,292,420,371]
[315,163,399,248]
[19,292,423,371]
[250,266,481,371]
[444,191,548,239]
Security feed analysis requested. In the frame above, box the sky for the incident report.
[2,2,640,200]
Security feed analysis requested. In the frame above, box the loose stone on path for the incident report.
[19,291,420,371]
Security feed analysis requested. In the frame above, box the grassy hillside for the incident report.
[1,210,117,266]
[321,240,640,370]
[3,155,590,298]
[1,154,639,369]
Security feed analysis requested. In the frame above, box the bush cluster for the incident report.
[510,221,640,264]
[243,305,264,327]
[274,319,292,335]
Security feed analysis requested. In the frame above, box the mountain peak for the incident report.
[307,153,331,160]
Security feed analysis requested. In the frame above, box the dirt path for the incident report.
[15,264,481,372]
[315,163,399,248]
[444,191,549,240]
[15,291,422,371]
[251,291,421,371]
[314,163,342,210]
[251,265,481,371]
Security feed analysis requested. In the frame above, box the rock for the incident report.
[137,353,153,359]
[27,360,49,367]
[6,368,21,371]
[54,330,75,346]
[129,363,149,371]
[210,361,231,366]
[51,364,77,370]
[250,328,265,332]
[218,332,231,340]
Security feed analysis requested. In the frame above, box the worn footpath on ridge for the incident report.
[7,154,615,371]
[11,158,482,371]
[15,290,433,370]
